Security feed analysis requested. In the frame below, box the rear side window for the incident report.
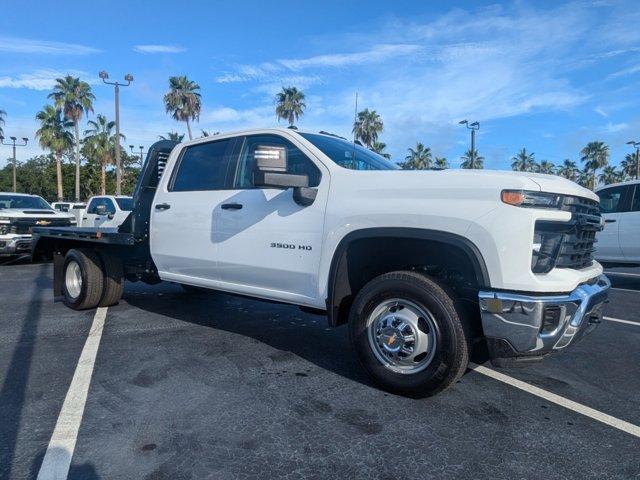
[598,185,633,214]
[234,134,321,189]
[171,139,237,191]
[631,185,640,212]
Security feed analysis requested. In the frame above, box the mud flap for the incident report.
[53,252,65,299]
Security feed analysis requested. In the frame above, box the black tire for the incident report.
[349,271,470,398]
[98,251,124,307]
[62,248,105,310]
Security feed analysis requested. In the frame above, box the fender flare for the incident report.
[325,227,491,326]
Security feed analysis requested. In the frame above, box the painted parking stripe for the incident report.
[604,316,640,326]
[37,307,108,480]
[470,363,640,439]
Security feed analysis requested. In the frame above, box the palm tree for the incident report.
[159,131,185,142]
[371,141,391,159]
[556,159,578,181]
[580,141,609,190]
[353,109,383,148]
[460,149,484,169]
[275,86,306,127]
[400,143,432,170]
[0,109,5,138]
[200,130,219,137]
[164,76,201,140]
[434,157,449,169]
[620,153,638,180]
[538,160,555,174]
[576,168,594,189]
[599,166,623,186]
[83,114,125,195]
[35,105,74,201]
[48,75,95,201]
[511,148,537,172]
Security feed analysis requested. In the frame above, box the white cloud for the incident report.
[278,44,422,70]
[605,121,628,133]
[0,69,94,90]
[133,44,186,54]
[608,64,640,79]
[0,36,99,55]
[594,106,608,118]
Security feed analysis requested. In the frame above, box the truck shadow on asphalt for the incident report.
[124,286,373,390]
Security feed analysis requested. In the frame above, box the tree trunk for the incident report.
[186,118,192,140]
[592,171,597,191]
[55,151,64,201]
[74,121,81,201]
[100,159,106,196]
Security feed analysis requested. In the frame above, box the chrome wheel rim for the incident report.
[366,298,438,374]
[65,260,82,299]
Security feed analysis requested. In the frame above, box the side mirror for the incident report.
[252,144,309,189]
[107,213,115,220]
[95,205,107,215]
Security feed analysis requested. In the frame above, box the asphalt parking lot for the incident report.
[1,259,639,479]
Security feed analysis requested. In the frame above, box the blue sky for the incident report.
[0,0,639,170]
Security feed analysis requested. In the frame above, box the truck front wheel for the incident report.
[62,249,105,310]
[349,271,470,398]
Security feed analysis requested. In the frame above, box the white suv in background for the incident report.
[81,195,133,228]
[595,180,640,265]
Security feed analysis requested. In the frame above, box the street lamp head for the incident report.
[99,70,109,80]
[124,73,134,83]
[459,120,468,125]
[129,145,134,150]
[10,136,16,141]
[22,138,28,143]
[627,141,638,146]
[139,145,143,149]
[470,121,480,128]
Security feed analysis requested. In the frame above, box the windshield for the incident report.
[0,194,52,210]
[115,198,133,211]
[300,133,399,171]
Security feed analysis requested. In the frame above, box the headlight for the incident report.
[502,190,562,209]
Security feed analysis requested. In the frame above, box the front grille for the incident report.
[9,217,71,234]
[533,195,602,272]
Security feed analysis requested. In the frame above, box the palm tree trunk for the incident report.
[55,151,64,201]
[74,121,81,201]
[100,160,106,196]
[592,171,597,191]
[186,118,192,140]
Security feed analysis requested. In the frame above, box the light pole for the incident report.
[99,71,133,195]
[0,135,28,192]
[627,141,640,180]
[130,145,147,167]
[459,120,480,168]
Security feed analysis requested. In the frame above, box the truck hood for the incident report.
[370,169,599,202]
[0,208,75,219]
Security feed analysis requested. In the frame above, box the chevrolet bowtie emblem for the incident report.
[35,220,51,225]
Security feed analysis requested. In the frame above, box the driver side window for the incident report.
[234,135,321,189]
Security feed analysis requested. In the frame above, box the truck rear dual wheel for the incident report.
[62,248,124,310]
[349,271,470,398]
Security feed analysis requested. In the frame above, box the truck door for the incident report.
[595,185,632,262]
[150,137,242,283]
[211,134,329,306]
[83,197,116,228]
[619,184,640,262]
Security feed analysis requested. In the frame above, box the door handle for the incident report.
[155,203,171,211]
[221,203,243,210]
[604,219,616,223]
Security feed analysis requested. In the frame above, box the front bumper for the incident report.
[478,274,610,365]
[0,235,33,255]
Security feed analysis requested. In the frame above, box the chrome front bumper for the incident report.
[0,235,33,255]
[478,275,610,364]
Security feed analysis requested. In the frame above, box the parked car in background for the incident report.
[81,195,133,228]
[0,192,76,256]
[595,180,640,265]
[52,201,87,227]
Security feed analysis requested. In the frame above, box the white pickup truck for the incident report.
[0,192,76,256]
[81,195,133,228]
[595,180,640,265]
[32,129,610,397]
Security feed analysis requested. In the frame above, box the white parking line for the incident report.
[37,307,108,480]
[604,316,640,326]
[470,363,640,439]
[604,271,640,278]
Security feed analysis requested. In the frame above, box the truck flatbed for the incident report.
[32,226,135,245]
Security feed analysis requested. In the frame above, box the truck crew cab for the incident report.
[32,129,610,397]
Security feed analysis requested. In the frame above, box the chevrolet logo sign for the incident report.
[35,220,51,226]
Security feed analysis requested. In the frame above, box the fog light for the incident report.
[541,306,561,333]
